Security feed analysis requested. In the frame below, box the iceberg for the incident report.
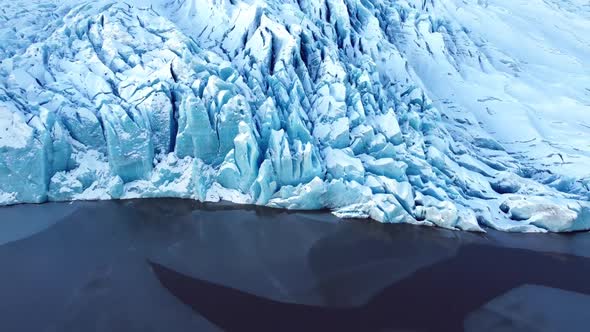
[0,0,588,232]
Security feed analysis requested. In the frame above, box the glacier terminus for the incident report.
[0,0,589,232]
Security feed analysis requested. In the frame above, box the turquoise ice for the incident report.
[0,0,589,232]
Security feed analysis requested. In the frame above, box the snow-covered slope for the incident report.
[1,0,588,232]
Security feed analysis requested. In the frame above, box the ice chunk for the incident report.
[372,110,402,145]
[363,156,407,182]
[250,159,278,205]
[325,148,365,183]
[175,93,219,163]
[324,179,372,209]
[59,107,106,153]
[136,90,175,155]
[268,177,325,210]
[380,177,415,213]
[0,103,68,203]
[217,95,254,157]
[369,194,419,224]
[490,172,522,194]
[218,122,261,192]
[500,196,590,232]
[313,117,350,148]
[267,130,323,187]
[100,104,153,182]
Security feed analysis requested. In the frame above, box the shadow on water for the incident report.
[150,244,590,332]
[1,198,590,332]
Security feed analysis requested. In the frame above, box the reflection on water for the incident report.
[0,198,589,332]
[465,285,590,332]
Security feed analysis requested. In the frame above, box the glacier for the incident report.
[0,0,589,232]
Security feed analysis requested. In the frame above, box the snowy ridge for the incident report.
[0,0,588,232]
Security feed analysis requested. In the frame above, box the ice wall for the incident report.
[0,0,588,232]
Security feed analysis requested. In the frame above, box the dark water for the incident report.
[0,199,589,332]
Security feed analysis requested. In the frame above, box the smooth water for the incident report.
[0,199,589,332]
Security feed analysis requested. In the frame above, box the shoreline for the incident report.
[4,196,590,234]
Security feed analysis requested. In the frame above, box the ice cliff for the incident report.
[1,0,589,232]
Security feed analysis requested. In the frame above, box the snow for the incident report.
[0,0,588,232]
[0,191,17,205]
[0,104,33,149]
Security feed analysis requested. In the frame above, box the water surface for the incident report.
[0,199,589,331]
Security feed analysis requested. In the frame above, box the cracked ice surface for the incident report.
[0,0,589,232]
